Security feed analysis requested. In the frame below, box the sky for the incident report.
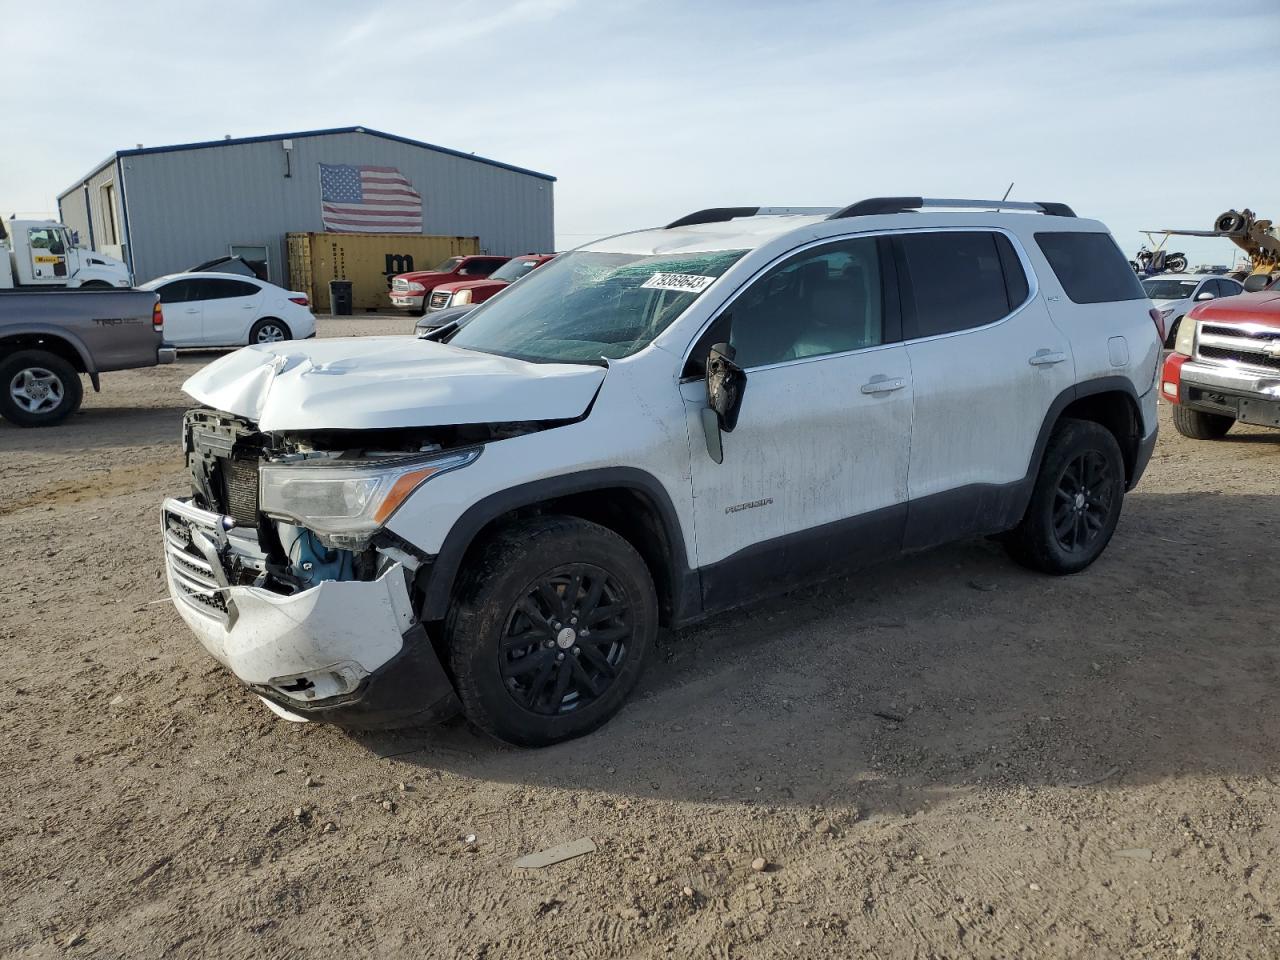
[4,0,1278,264]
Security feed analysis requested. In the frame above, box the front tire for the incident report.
[445,515,657,747]
[1164,316,1181,348]
[1004,418,1125,575]
[249,318,291,344]
[0,349,84,427]
[1172,405,1233,440]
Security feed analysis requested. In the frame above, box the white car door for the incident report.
[155,279,203,346]
[894,228,1076,549]
[197,278,265,345]
[681,235,913,610]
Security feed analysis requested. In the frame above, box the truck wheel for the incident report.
[1004,418,1125,575]
[249,318,291,344]
[445,515,657,747]
[1171,405,1233,440]
[0,350,84,427]
[77,280,112,289]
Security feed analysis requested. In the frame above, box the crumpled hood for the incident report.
[183,336,606,431]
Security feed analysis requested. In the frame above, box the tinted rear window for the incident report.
[899,231,1016,338]
[1034,232,1145,304]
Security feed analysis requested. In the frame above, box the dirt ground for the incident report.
[2,315,1278,959]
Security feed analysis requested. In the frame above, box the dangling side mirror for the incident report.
[701,342,746,464]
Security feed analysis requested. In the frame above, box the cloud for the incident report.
[3,0,1277,263]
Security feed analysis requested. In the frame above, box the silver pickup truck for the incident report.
[0,289,175,426]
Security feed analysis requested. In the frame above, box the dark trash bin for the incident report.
[329,279,353,317]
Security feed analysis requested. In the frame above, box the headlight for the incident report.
[406,281,425,292]
[1159,306,1175,319]
[258,449,479,538]
[1174,316,1196,356]
[451,289,473,305]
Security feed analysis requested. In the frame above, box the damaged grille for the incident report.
[429,290,451,309]
[163,504,229,620]
[184,409,265,522]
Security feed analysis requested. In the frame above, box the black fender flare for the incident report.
[419,466,697,623]
[1026,375,1146,490]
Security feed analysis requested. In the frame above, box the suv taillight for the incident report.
[152,301,164,332]
[1149,307,1165,345]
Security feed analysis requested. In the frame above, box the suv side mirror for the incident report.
[706,342,746,432]
[700,342,746,465]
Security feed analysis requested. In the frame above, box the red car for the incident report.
[389,254,510,313]
[425,254,557,312]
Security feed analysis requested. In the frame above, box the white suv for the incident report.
[161,198,1161,746]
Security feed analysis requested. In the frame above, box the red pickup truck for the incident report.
[389,255,510,314]
[1160,274,1280,438]
[424,254,556,312]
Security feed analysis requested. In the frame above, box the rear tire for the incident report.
[1171,404,1233,440]
[445,515,657,747]
[1004,418,1125,575]
[249,318,291,344]
[1163,316,1181,348]
[0,349,84,427]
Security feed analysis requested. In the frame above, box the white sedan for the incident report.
[1141,273,1244,346]
[140,272,316,347]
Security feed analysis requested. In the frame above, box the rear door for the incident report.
[154,279,202,345]
[894,228,1074,548]
[195,278,264,345]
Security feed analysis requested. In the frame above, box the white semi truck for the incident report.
[1,218,131,289]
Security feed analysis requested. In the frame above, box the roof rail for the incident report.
[664,206,839,229]
[828,197,1076,219]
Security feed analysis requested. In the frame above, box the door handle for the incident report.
[860,376,906,394]
[1028,351,1067,366]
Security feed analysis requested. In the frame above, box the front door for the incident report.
[27,227,68,282]
[681,235,914,611]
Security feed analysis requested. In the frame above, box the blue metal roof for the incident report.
[59,125,555,196]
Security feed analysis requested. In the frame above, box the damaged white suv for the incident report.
[162,198,1161,746]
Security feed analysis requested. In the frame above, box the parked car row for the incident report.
[389,253,555,314]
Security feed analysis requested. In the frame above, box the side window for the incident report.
[157,280,193,304]
[1034,231,1146,304]
[725,237,884,369]
[199,279,259,300]
[1222,279,1243,297]
[898,231,1014,338]
[28,227,63,253]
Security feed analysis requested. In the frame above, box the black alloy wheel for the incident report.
[1052,450,1114,554]
[446,515,656,746]
[499,565,632,716]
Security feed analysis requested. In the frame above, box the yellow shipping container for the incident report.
[287,232,480,312]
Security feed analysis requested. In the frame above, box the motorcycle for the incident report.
[1130,245,1188,276]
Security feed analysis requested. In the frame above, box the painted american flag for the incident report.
[318,163,423,233]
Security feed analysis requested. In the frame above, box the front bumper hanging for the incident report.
[161,497,458,727]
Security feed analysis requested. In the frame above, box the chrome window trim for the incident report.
[678,225,1039,375]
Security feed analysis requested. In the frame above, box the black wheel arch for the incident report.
[418,467,698,628]
[1028,377,1147,492]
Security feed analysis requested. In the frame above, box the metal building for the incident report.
[55,126,556,285]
